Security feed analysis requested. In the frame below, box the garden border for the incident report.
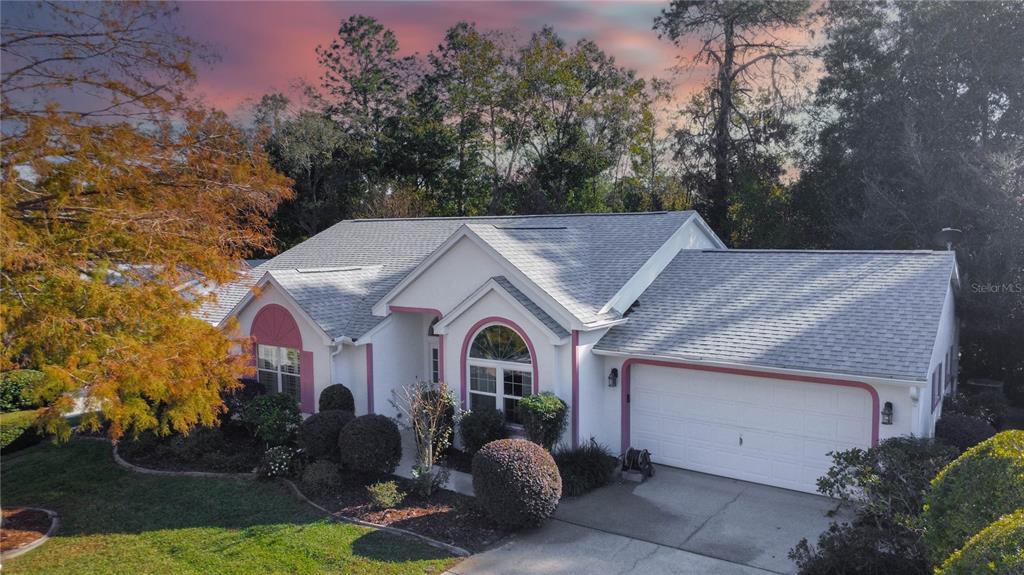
[96,438,470,557]
[0,507,60,561]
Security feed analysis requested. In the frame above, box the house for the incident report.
[199,211,958,494]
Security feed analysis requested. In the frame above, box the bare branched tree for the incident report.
[391,380,457,496]
[655,0,812,238]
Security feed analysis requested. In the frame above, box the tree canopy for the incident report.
[1,1,292,439]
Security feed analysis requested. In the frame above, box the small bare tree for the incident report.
[391,380,457,496]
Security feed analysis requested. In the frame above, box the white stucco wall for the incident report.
[574,329,613,448]
[389,237,511,315]
[919,283,957,436]
[232,284,332,413]
[365,312,424,419]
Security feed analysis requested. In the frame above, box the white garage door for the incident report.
[630,365,874,494]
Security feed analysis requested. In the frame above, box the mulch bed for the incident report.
[1,508,52,553]
[307,474,508,552]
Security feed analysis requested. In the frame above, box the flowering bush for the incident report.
[260,445,297,477]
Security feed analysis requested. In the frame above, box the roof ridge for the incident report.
[701,249,950,255]
[344,210,688,223]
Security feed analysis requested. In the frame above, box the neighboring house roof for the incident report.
[595,250,956,382]
[199,211,700,336]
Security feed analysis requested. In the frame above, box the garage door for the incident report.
[630,364,874,493]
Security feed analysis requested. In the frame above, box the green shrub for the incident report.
[472,438,562,529]
[298,410,354,461]
[0,410,41,452]
[301,460,341,495]
[242,393,301,446]
[791,437,958,575]
[936,509,1024,575]
[554,440,618,497]
[944,390,1007,427]
[460,407,506,454]
[260,445,298,477]
[923,430,1024,567]
[519,392,568,450]
[366,480,406,510]
[220,378,265,427]
[1,370,44,412]
[319,384,355,413]
[338,414,402,474]
[936,413,997,452]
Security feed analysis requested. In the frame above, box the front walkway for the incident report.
[395,430,474,496]
[452,465,849,575]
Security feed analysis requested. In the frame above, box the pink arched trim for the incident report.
[366,343,375,414]
[460,317,539,409]
[571,330,580,448]
[250,303,303,349]
[250,303,313,412]
[619,358,880,455]
[388,306,445,380]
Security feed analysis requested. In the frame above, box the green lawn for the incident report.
[1,440,458,575]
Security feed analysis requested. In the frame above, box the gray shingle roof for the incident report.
[198,211,696,337]
[195,270,259,325]
[492,276,570,338]
[594,250,956,382]
[267,267,384,340]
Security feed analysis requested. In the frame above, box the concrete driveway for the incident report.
[450,466,848,575]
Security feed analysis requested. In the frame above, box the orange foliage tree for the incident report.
[1,2,292,440]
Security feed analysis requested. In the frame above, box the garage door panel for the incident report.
[631,365,874,494]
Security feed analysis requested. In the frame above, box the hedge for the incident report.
[923,430,1024,566]
[0,410,41,452]
[936,509,1024,574]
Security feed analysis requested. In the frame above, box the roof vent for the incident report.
[933,228,963,251]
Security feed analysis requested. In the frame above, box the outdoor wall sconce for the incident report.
[881,401,894,425]
[608,368,619,388]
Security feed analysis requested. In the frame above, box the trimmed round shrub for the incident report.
[519,392,568,450]
[936,509,1024,575]
[1,369,44,412]
[298,410,355,461]
[338,414,402,474]
[460,407,506,454]
[242,393,302,446]
[319,384,355,413]
[923,430,1024,566]
[472,438,562,529]
[301,460,342,494]
[936,413,997,452]
[554,440,618,497]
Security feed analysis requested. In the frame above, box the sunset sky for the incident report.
[172,1,711,116]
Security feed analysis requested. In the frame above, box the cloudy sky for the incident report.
[173,1,715,115]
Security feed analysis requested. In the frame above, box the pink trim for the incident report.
[250,303,303,350]
[299,351,314,413]
[459,317,539,409]
[571,330,580,448]
[619,358,880,455]
[388,305,443,317]
[366,344,374,413]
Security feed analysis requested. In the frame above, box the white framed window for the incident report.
[426,317,440,383]
[257,344,301,403]
[467,325,532,425]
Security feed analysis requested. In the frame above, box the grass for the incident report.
[1,440,459,575]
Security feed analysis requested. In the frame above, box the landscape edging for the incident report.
[0,507,60,561]
[98,438,470,558]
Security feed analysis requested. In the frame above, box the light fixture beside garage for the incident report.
[881,401,894,425]
[608,368,619,387]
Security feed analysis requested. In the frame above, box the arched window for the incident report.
[468,325,532,424]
